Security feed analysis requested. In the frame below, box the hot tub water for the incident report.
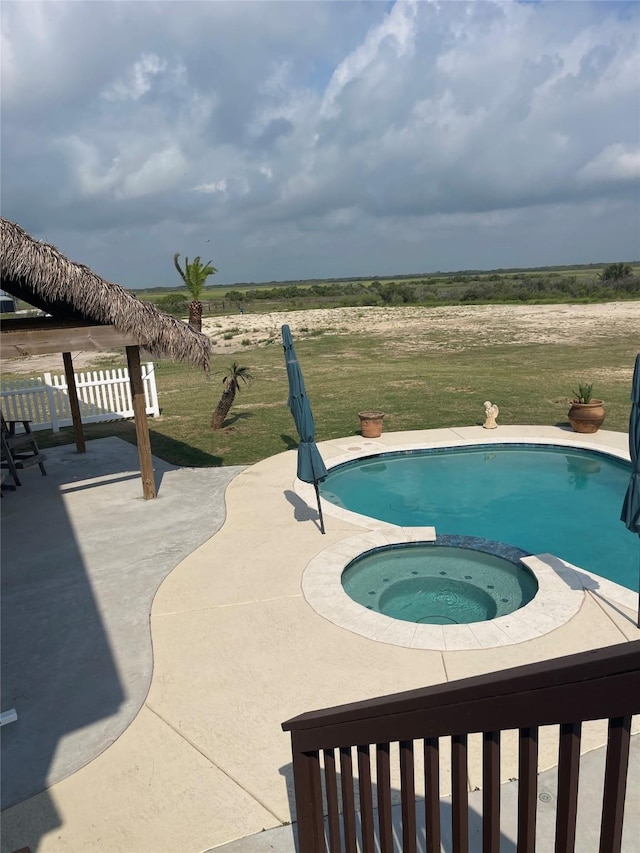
[342,543,538,625]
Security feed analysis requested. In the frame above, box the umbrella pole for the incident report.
[314,481,326,534]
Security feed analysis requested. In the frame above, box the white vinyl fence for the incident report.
[0,363,159,432]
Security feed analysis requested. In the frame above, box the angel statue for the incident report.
[483,401,499,429]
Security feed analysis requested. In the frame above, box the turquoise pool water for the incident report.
[321,444,638,591]
[342,543,538,624]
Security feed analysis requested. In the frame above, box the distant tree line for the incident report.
[458,266,639,304]
[153,262,638,316]
[225,265,639,308]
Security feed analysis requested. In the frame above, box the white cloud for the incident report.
[194,179,228,194]
[2,0,638,286]
[60,135,187,200]
[102,53,168,101]
[60,136,121,197]
[578,144,640,184]
[118,146,187,198]
[321,0,418,115]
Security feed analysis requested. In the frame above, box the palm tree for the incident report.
[211,362,253,430]
[173,253,218,331]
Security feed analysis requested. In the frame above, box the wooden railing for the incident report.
[282,640,640,852]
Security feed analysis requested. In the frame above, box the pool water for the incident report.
[322,445,638,591]
[342,544,538,624]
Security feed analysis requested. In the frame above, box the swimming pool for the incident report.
[320,444,637,591]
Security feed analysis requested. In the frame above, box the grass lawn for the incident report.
[11,316,637,468]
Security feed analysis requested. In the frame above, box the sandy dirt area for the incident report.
[2,302,639,375]
[201,301,640,350]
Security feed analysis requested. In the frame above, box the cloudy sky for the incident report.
[2,1,639,289]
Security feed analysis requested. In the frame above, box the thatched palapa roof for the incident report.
[0,217,210,371]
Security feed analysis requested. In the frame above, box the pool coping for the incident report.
[296,431,638,650]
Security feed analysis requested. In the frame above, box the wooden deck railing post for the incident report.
[482,730,501,853]
[339,746,357,852]
[323,748,341,852]
[599,715,632,853]
[555,721,582,853]
[424,737,441,853]
[357,745,375,853]
[290,742,324,851]
[376,743,394,852]
[517,727,539,853]
[451,733,469,853]
[399,740,417,852]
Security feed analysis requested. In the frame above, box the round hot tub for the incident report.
[302,532,585,649]
[341,541,538,625]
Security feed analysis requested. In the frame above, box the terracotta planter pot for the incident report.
[568,400,605,434]
[358,411,385,438]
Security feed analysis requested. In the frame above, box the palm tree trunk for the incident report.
[211,386,236,430]
[188,300,203,331]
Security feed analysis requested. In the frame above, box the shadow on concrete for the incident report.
[1,447,125,848]
[276,762,517,853]
[261,740,639,853]
[589,590,639,625]
[1,437,244,852]
[283,489,323,532]
[59,471,143,493]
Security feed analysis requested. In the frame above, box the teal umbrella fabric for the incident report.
[620,352,640,625]
[282,325,328,533]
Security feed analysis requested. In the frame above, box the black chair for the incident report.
[1,412,47,488]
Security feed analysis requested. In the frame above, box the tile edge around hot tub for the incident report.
[300,530,625,650]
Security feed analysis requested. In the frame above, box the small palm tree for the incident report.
[211,362,253,430]
[173,253,218,331]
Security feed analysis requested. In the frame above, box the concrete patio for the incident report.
[1,426,638,852]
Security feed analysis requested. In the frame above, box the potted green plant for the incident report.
[568,383,605,433]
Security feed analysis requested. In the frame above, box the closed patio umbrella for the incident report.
[282,325,328,533]
[620,353,640,627]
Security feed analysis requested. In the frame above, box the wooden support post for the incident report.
[290,741,325,851]
[126,346,156,500]
[62,352,86,453]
